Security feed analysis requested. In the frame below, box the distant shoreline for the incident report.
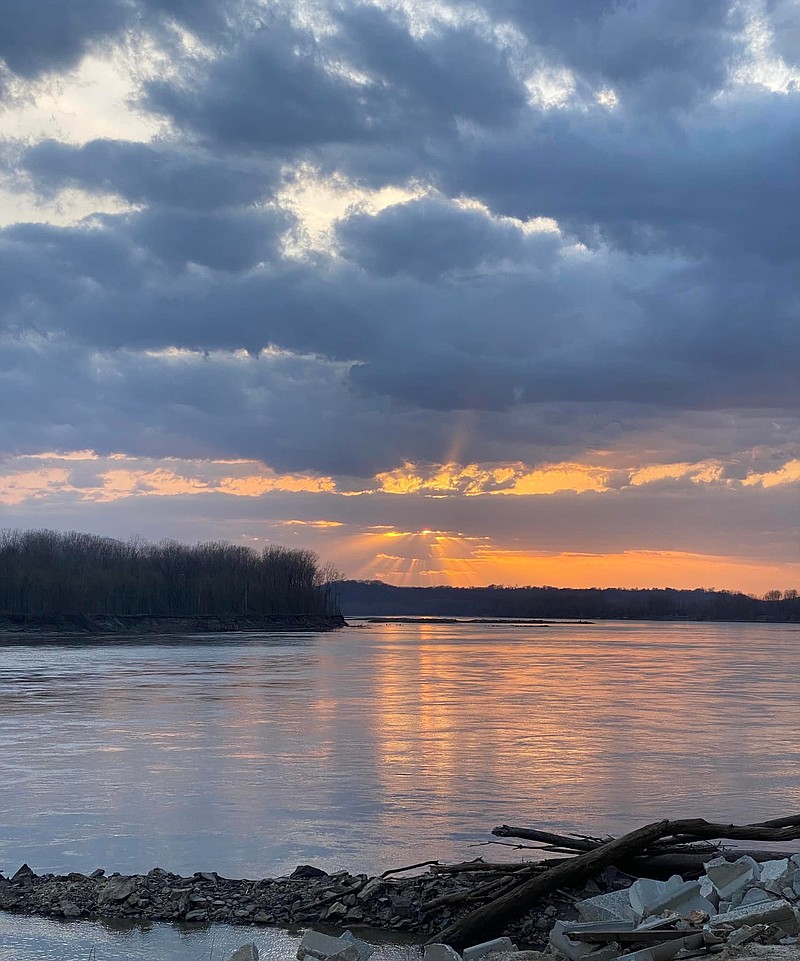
[359,616,593,625]
[336,580,800,623]
[0,612,347,635]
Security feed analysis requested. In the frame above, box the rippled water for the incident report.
[1,620,799,957]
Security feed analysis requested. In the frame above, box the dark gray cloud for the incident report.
[122,206,291,271]
[0,0,250,87]
[144,17,385,151]
[1,186,797,421]
[23,140,277,210]
[1,0,798,498]
[0,335,487,475]
[144,4,526,152]
[435,94,800,262]
[331,4,526,129]
[336,197,554,280]
[481,0,741,109]
[0,0,129,81]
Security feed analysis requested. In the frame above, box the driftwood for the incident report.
[493,822,800,878]
[492,826,601,852]
[493,825,718,857]
[430,820,669,949]
[430,860,542,875]
[429,816,800,950]
[421,875,518,911]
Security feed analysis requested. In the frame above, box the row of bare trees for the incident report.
[337,580,800,621]
[0,529,340,617]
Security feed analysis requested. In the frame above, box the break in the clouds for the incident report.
[0,0,798,591]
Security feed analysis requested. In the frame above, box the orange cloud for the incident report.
[629,460,726,486]
[277,519,344,528]
[0,454,337,504]
[742,458,800,488]
[97,469,209,499]
[0,469,71,505]
[376,458,737,496]
[376,461,608,495]
[504,465,608,494]
[217,474,335,496]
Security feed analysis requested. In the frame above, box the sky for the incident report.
[0,0,798,593]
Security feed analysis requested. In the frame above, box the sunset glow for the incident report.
[0,447,796,592]
[0,0,797,595]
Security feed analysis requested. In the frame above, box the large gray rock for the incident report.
[298,931,349,961]
[737,889,779,908]
[60,901,81,918]
[704,859,758,901]
[98,876,137,904]
[643,879,716,919]
[614,934,703,961]
[228,945,259,961]
[577,890,637,923]
[629,877,687,920]
[550,920,621,961]
[463,938,517,961]
[297,929,375,961]
[424,945,462,961]
[759,861,793,894]
[339,930,375,961]
[710,898,798,935]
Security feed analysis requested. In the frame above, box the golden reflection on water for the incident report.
[0,623,799,879]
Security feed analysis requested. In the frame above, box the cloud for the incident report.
[0,0,129,82]
[144,17,384,151]
[481,0,742,109]
[123,206,291,271]
[143,4,526,154]
[1,0,798,589]
[336,196,555,280]
[0,452,797,585]
[0,0,251,88]
[767,0,800,69]
[22,139,277,210]
[434,95,800,263]
[331,4,526,129]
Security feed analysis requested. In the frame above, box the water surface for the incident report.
[1,620,799,956]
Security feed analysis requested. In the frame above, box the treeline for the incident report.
[336,580,800,622]
[0,529,340,617]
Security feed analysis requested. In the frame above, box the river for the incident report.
[1,619,799,959]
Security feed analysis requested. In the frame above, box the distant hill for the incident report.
[335,580,800,622]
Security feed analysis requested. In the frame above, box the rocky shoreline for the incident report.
[0,862,591,948]
[0,612,347,635]
[4,850,800,961]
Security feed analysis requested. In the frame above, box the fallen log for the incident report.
[430,816,800,949]
[430,860,541,875]
[492,826,600,852]
[656,816,800,844]
[429,819,669,950]
[493,825,717,857]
